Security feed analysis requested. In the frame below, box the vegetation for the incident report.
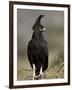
[17,52,64,80]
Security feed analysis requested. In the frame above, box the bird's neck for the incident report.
[32,31,44,40]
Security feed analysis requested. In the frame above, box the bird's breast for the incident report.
[31,39,48,50]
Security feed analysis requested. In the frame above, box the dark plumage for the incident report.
[27,15,48,78]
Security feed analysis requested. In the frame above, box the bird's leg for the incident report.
[39,66,43,79]
[40,67,46,79]
[40,66,42,75]
[33,64,35,80]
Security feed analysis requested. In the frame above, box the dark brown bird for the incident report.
[27,15,48,80]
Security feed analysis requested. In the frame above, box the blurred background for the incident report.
[17,9,64,80]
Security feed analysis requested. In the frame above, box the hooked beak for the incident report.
[42,27,47,31]
[40,27,47,32]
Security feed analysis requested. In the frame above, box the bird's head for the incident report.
[32,15,47,32]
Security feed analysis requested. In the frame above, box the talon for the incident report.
[33,75,40,80]
[40,73,46,79]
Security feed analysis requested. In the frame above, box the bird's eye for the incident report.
[39,24,44,29]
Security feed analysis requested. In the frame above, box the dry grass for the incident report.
[17,53,64,80]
